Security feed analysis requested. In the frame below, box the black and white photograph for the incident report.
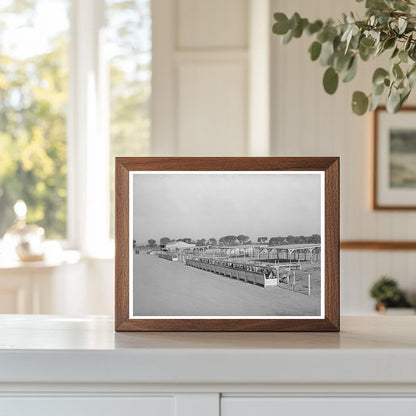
[129,172,324,318]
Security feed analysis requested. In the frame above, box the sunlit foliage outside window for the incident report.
[0,0,69,239]
[107,0,151,237]
[0,0,151,241]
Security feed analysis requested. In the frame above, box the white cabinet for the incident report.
[222,398,416,416]
[1,316,416,416]
[3,396,416,416]
[1,397,175,416]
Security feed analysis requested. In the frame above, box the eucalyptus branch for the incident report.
[272,0,416,115]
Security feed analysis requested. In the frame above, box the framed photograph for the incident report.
[374,106,416,209]
[115,157,339,332]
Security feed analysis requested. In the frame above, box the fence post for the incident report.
[308,274,311,296]
[292,271,295,291]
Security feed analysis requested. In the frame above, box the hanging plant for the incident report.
[272,0,416,115]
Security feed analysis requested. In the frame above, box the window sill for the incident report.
[0,250,81,271]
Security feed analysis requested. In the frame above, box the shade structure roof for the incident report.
[166,241,196,249]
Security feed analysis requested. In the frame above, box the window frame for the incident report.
[67,0,112,257]
[68,0,153,258]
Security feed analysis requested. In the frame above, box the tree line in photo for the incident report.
[143,234,321,248]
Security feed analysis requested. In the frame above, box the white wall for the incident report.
[152,0,258,157]
[271,0,416,313]
[21,0,416,317]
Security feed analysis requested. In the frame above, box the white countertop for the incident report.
[0,315,415,386]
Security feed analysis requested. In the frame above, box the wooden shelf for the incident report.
[341,241,416,250]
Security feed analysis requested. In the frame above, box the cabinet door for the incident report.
[222,397,416,416]
[0,396,175,416]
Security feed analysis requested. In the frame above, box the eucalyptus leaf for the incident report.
[342,56,358,82]
[383,37,396,50]
[290,13,301,30]
[409,44,416,60]
[282,29,293,44]
[320,41,335,66]
[376,43,385,56]
[393,63,404,79]
[317,29,328,43]
[391,47,399,59]
[401,87,411,106]
[333,35,341,51]
[309,41,322,61]
[408,70,416,88]
[344,25,359,52]
[352,91,369,115]
[408,64,416,81]
[341,26,352,43]
[369,30,380,44]
[377,13,389,25]
[350,32,361,49]
[347,13,355,24]
[323,67,339,94]
[399,49,408,63]
[405,33,413,50]
[307,20,323,35]
[273,13,290,34]
[391,21,400,34]
[293,18,308,38]
[366,0,388,11]
[372,67,389,86]
[335,51,354,72]
[373,82,385,95]
[398,17,407,34]
[359,44,375,61]
[369,92,383,111]
[393,0,409,11]
[387,87,401,112]
[397,79,405,89]
[325,27,338,42]
[360,37,375,48]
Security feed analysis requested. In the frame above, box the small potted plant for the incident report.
[370,276,413,313]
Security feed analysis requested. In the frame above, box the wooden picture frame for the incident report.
[373,106,416,210]
[115,157,339,332]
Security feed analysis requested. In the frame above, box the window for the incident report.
[106,0,151,237]
[0,0,70,239]
[0,0,151,251]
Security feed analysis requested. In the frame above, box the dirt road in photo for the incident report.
[133,254,321,316]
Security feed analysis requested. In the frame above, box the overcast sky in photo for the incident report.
[132,173,322,244]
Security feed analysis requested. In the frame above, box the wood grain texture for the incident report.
[115,157,340,332]
[114,160,130,330]
[373,106,416,210]
[341,241,416,250]
[325,157,340,331]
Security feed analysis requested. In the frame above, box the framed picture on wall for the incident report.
[374,106,416,209]
[115,157,339,332]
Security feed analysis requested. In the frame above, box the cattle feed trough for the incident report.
[185,257,302,288]
[158,252,178,261]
